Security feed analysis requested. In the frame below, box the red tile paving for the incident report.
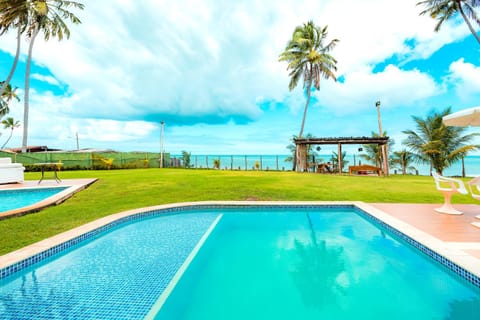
[371,203,480,260]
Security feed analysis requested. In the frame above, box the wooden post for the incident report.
[338,143,342,174]
[296,145,307,172]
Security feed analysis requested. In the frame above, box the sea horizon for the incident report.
[171,154,480,177]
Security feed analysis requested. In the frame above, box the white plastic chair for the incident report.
[431,171,467,215]
[467,177,480,225]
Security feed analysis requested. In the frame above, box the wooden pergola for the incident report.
[294,136,390,174]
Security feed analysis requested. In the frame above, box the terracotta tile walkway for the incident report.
[371,203,480,260]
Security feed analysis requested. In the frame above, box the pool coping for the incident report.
[1,201,479,287]
[0,178,98,220]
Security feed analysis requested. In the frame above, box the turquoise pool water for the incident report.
[0,187,68,212]
[1,207,479,319]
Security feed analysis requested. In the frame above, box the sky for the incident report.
[0,0,479,156]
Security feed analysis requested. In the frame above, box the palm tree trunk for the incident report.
[22,27,39,153]
[459,5,480,45]
[296,86,311,172]
[0,27,22,97]
[1,129,14,149]
[298,85,311,139]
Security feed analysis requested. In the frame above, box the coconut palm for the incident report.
[1,117,20,149]
[279,21,338,171]
[0,0,27,97]
[402,107,479,175]
[360,131,395,168]
[19,0,84,152]
[417,0,480,45]
[330,151,349,173]
[285,133,321,170]
[390,149,418,175]
[0,81,20,116]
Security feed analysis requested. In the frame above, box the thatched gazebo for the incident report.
[294,136,389,174]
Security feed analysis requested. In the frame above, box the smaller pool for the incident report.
[0,187,68,213]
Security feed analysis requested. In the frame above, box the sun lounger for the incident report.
[466,177,480,225]
[431,171,467,215]
[0,157,25,184]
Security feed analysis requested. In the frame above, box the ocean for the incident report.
[172,154,480,177]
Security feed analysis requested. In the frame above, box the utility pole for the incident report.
[160,121,165,168]
[376,101,389,176]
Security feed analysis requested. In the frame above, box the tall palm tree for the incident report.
[402,107,478,175]
[279,20,338,171]
[0,0,29,97]
[1,117,20,149]
[19,0,84,152]
[0,81,20,116]
[417,0,480,45]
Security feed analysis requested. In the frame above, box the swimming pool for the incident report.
[0,187,68,213]
[0,204,479,319]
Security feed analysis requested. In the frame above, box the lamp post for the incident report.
[160,121,165,168]
[375,101,389,176]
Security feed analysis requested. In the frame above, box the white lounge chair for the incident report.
[466,177,480,227]
[431,171,467,215]
[0,157,25,184]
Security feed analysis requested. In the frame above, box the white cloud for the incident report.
[0,0,477,152]
[321,64,440,114]
[31,74,60,86]
[448,58,480,102]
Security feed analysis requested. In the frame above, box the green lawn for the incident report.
[0,168,476,255]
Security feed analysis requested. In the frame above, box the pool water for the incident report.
[154,209,480,319]
[0,187,68,212]
[1,207,479,320]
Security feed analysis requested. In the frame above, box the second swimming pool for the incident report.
[0,206,479,319]
[0,187,68,213]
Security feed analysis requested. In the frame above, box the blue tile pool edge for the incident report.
[1,201,479,290]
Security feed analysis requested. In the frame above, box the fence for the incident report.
[0,151,171,170]
[0,151,295,171]
[178,155,293,171]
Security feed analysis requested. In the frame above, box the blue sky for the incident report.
[0,0,479,155]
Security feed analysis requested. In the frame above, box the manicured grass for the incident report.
[0,169,476,255]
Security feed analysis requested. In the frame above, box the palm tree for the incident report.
[402,107,479,175]
[19,0,84,152]
[285,133,321,170]
[1,117,20,149]
[0,81,20,116]
[360,131,395,168]
[279,20,339,171]
[330,151,349,173]
[390,149,418,175]
[417,0,480,45]
[0,0,29,97]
